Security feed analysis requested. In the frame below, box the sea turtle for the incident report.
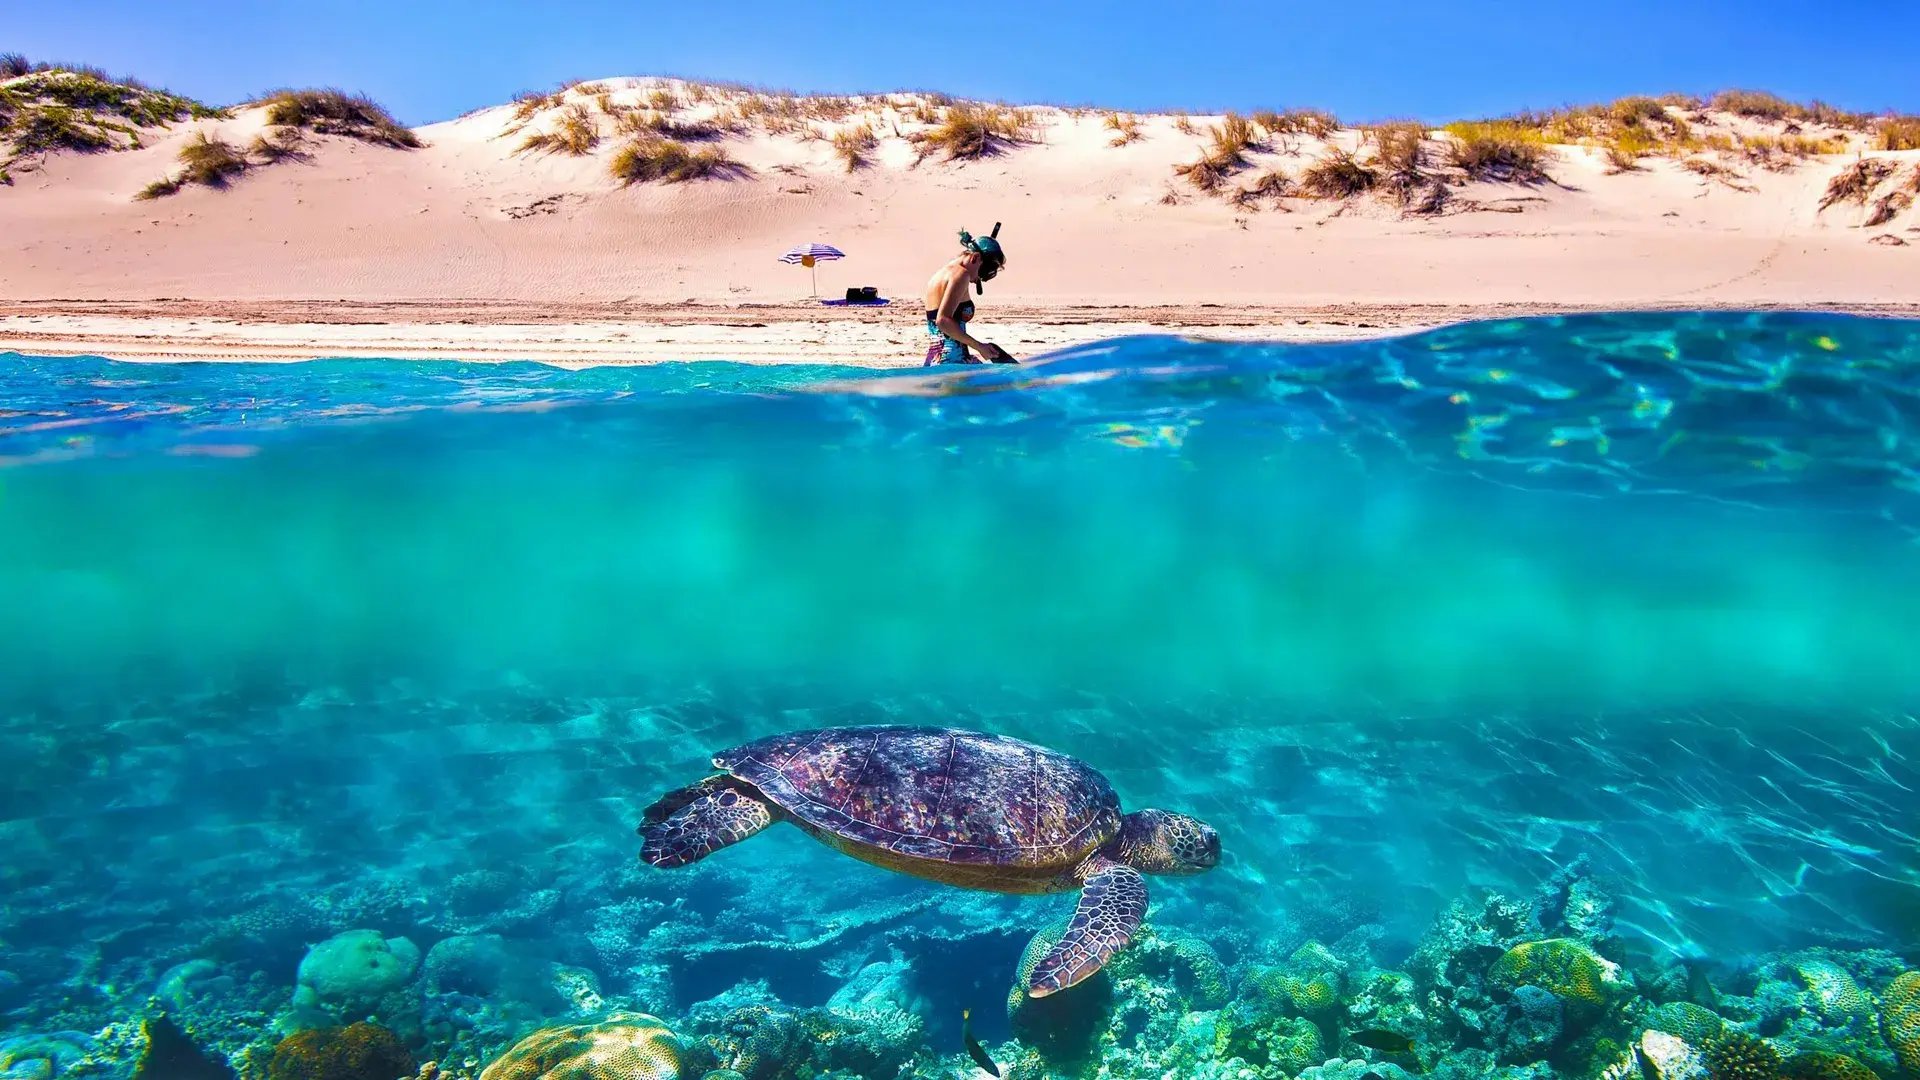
[637,725,1220,996]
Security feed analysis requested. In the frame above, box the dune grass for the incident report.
[1104,112,1142,147]
[913,103,1031,161]
[134,175,182,200]
[1712,89,1798,122]
[1210,112,1260,157]
[1371,121,1429,202]
[136,131,248,199]
[519,102,599,155]
[248,127,306,163]
[178,131,247,186]
[616,110,727,142]
[1444,121,1550,182]
[1605,129,1659,172]
[260,89,419,148]
[1,67,223,159]
[1258,108,1339,138]
[1300,151,1378,198]
[609,138,745,184]
[832,122,877,171]
[1880,116,1920,152]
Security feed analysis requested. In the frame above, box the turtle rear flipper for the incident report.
[1026,857,1147,997]
[638,781,778,868]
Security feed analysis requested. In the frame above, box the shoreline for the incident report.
[6,300,1919,366]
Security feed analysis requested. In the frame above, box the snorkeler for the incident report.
[923,223,1017,366]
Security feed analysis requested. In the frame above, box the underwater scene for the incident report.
[1,311,1917,1080]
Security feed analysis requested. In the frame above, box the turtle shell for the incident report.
[716,726,1122,869]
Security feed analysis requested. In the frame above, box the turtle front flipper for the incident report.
[638,780,777,868]
[1026,857,1147,997]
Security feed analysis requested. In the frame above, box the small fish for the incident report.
[1349,1028,1417,1055]
[962,1008,1000,1077]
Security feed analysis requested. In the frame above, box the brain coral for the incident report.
[1782,955,1872,1023]
[267,1023,412,1080]
[1700,1031,1781,1080]
[1781,1052,1879,1080]
[1883,970,1920,1075]
[1488,938,1617,1006]
[478,1014,683,1080]
[1647,1002,1727,1044]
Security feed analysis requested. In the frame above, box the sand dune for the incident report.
[3,76,1917,363]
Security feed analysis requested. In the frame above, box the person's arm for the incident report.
[934,274,992,356]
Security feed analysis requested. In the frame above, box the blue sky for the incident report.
[12,0,1918,125]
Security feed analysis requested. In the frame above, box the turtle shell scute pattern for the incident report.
[716,726,1122,868]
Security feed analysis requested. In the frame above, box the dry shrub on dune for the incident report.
[1819,158,1895,211]
[1299,150,1378,198]
[261,88,420,148]
[1246,168,1292,199]
[1371,121,1429,201]
[1104,112,1142,146]
[609,138,746,184]
[248,127,306,163]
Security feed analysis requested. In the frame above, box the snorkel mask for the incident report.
[960,222,1006,294]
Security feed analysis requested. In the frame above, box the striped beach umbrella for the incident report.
[778,242,845,295]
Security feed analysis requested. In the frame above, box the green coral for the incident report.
[1488,938,1617,1006]
[1701,1031,1782,1080]
[1104,926,1230,1009]
[267,1023,412,1080]
[1222,1014,1324,1074]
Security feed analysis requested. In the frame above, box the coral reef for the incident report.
[268,1022,414,1080]
[477,1014,683,1080]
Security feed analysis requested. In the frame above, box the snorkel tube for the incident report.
[960,222,1006,296]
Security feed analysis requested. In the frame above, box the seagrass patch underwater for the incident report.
[0,311,1916,1080]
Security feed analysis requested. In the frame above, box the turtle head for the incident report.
[1115,809,1219,875]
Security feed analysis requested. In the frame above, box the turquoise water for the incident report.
[0,311,1916,1080]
